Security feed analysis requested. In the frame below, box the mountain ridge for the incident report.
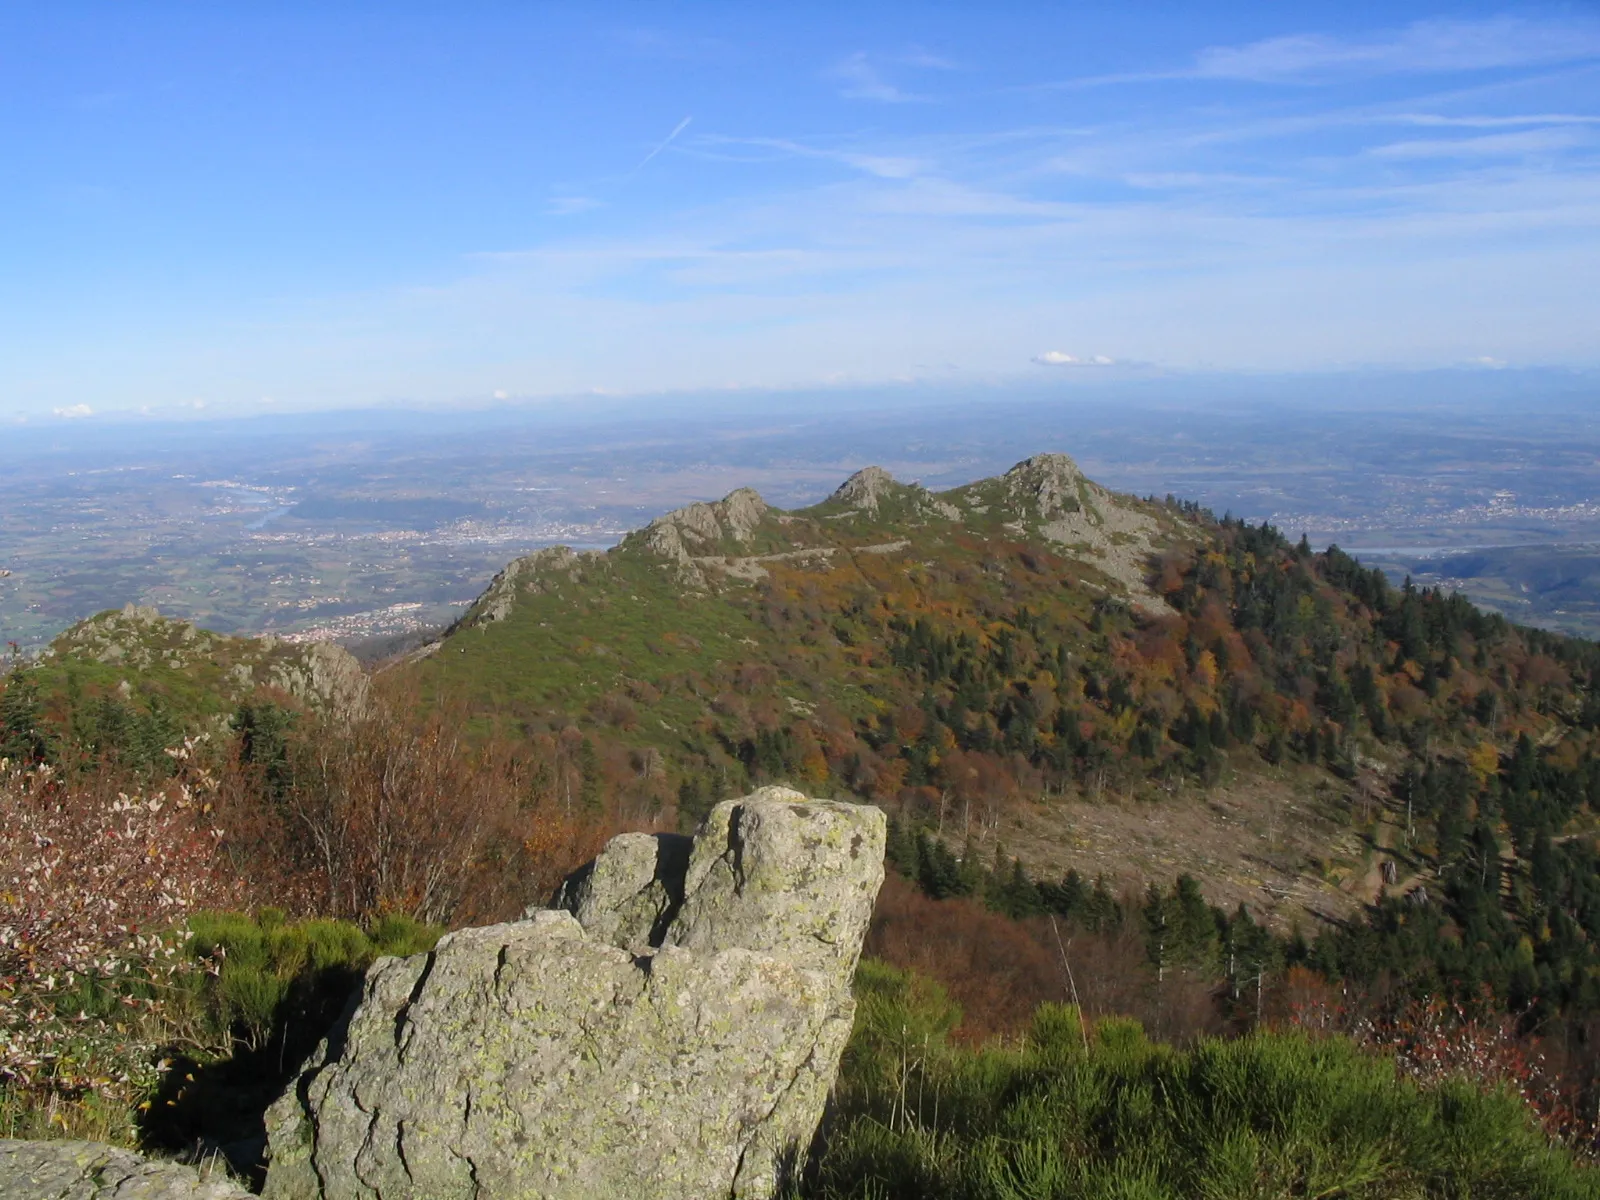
[391,449,1600,937]
[437,453,1187,646]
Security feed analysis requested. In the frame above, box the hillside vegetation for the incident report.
[3,603,364,773]
[406,455,1600,922]
[11,451,1600,1177]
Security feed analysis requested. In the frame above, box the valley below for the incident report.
[5,381,1600,651]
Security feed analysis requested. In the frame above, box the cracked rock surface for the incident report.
[0,1139,252,1199]
[262,787,885,1200]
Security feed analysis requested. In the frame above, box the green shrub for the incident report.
[183,908,439,1051]
[137,909,442,1166]
[808,959,1600,1199]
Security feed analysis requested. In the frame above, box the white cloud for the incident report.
[1033,352,1114,367]
[899,47,958,70]
[493,389,509,399]
[51,404,93,419]
[1372,128,1587,159]
[841,153,924,179]
[636,116,693,171]
[832,53,925,103]
[547,195,602,216]
[1194,17,1600,83]
[700,134,926,179]
[1397,113,1600,129]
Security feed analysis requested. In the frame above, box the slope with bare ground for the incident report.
[391,453,1600,942]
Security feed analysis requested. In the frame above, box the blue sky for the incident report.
[2,2,1598,421]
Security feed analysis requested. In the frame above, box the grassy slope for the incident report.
[410,468,1177,751]
[407,467,1393,924]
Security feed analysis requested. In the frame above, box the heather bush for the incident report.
[0,741,441,1154]
[215,682,627,927]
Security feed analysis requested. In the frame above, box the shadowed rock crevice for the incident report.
[552,830,694,953]
[262,787,885,1200]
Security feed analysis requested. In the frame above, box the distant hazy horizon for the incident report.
[4,364,1597,446]
[4,3,1598,422]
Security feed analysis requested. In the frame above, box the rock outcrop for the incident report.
[262,787,885,1200]
[996,454,1172,614]
[460,545,597,626]
[827,467,959,522]
[828,466,900,514]
[39,607,369,716]
[0,1139,252,1200]
[1004,452,1089,518]
[264,640,368,714]
[646,488,771,553]
[635,487,776,588]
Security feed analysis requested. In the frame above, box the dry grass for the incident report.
[989,759,1401,932]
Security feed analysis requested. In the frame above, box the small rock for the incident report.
[0,1139,252,1200]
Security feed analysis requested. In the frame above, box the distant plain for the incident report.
[3,371,1598,650]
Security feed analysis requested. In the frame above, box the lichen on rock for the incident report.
[0,1139,252,1199]
[262,786,885,1200]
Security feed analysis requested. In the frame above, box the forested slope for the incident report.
[405,453,1600,902]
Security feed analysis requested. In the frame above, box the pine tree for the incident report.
[0,673,48,765]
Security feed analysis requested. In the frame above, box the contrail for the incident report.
[635,115,692,171]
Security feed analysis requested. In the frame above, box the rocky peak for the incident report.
[646,486,771,552]
[272,641,368,715]
[829,465,900,514]
[1004,452,1089,519]
[718,486,769,540]
[41,607,366,716]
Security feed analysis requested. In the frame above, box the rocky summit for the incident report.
[262,787,886,1200]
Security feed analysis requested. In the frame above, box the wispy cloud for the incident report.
[700,134,927,179]
[832,53,926,103]
[1395,113,1600,129]
[1194,17,1600,83]
[1040,16,1600,90]
[900,46,959,70]
[547,195,603,216]
[1034,352,1114,367]
[52,404,93,419]
[1372,127,1589,159]
[609,27,730,61]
